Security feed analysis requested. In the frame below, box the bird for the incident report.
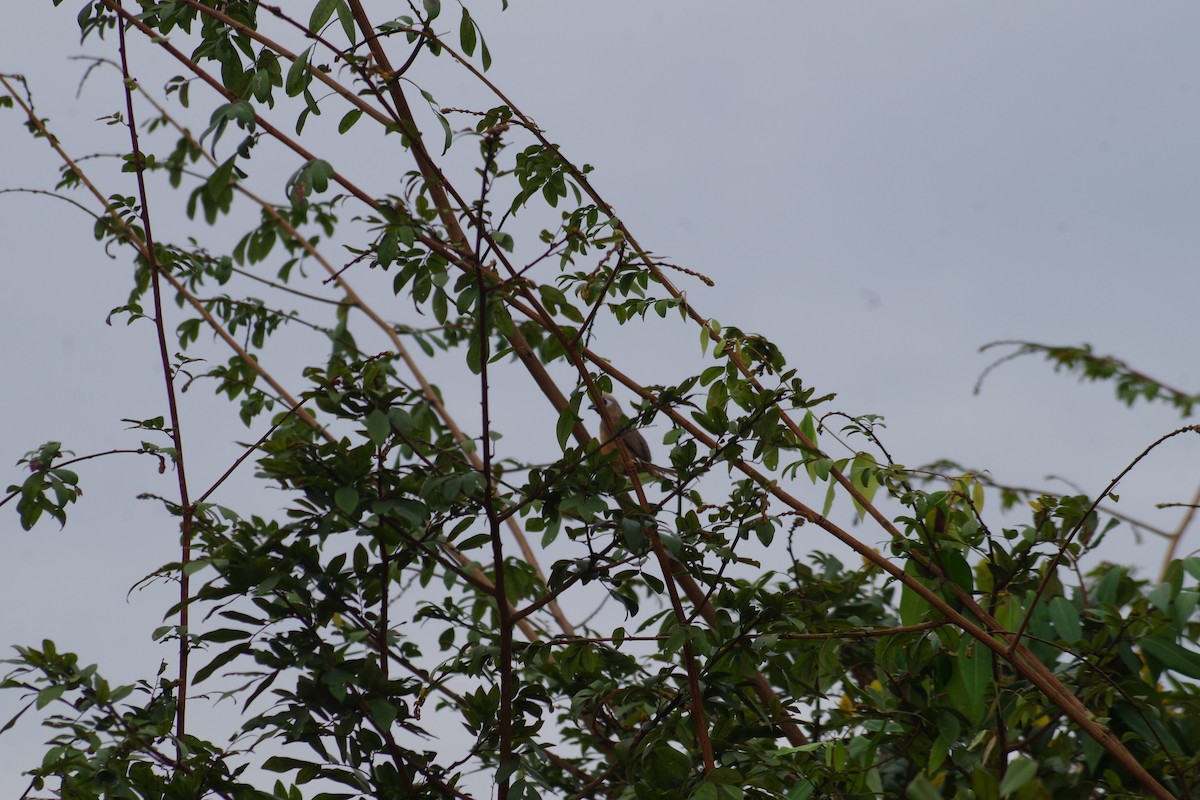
[595,394,652,461]
[594,393,674,476]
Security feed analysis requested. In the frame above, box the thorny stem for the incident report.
[475,127,515,798]
[114,7,193,756]
[377,448,391,680]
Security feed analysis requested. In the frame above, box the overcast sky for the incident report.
[4,1,1200,791]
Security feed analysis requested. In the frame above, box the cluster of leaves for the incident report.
[977,341,1200,418]
[6,442,81,530]
[3,3,1200,800]
[0,643,257,799]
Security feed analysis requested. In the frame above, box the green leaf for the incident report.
[206,156,237,199]
[999,756,1037,797]
[35,685,65,710]
[1141,637,1200,679]
[799,410,817,447]
[1148,581,1174,615]
[786,780,816,800]
[946,636,992,724]
[388,408,415,438]
[428,98,452,152]
[335,0,356,44]
[48,468,78,485]
[1180,556,1200,582]
[942,548,973,593]
[200,628,251,644]
[970,767,999,800]
[1047,596,1082,643]
[367,699,398,729]
[263,756,320,773]
[821,479,836,517]
[1175,590,1199,628]
[1114,700,1182,752]
[182,559,210,577]
[926,732,949,774]
[644,743,691,788]
[1081,733,1104,776]
[459,8,476,55]
[194,643,250,684]
[432,287,448,324]
[338,108,362,134]
[365,409,390,445]
[898,561,933,626]
[479,30,492,71]
[285,48,312,97]
[306,159,333,192]
[177,317,202,347]
[906,775,941,800]
[335,486,359,515]
[848,451,880,519]
[621,517,647,551]
[310,0,338,31]
[1094,565,1124,605]
[556,393,582,450]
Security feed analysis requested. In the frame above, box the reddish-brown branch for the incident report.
[474,128,515,799]
[113,7,194,755]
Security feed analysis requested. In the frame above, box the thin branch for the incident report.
[1010,425,1200,650]
[192,396,314,507]
[0,448,164,510]
[475,125,515,800]
[114,7,194,755]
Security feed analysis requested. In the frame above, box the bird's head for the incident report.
[593,392,623,409]
[591,393,625,422]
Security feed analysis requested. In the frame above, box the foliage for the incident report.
[977,341,1200,418]
[3,3,1200,799]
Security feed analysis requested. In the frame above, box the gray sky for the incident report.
[4,1,1200,791]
